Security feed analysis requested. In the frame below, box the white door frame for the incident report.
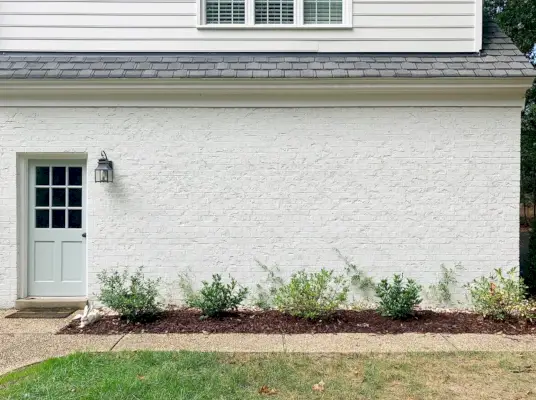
[17,153,88,299]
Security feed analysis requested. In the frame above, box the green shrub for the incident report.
[334,249,376,302]
[467,267,527,320]
[375,274,422,319]
[274,269,349,320]
[510,299,536,322]
[253,260,284,310]
[187,274,248,318]
[427,263,462,306]
[97,267,162,323]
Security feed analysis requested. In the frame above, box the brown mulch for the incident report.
[58,309,536,335]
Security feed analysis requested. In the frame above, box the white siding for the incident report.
[0,106,521,308]
[0,0,479,52]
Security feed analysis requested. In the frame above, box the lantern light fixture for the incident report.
[94,151,113,183]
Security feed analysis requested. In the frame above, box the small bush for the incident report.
[510,299,536,322]
[177,271,197,305]
[375,274,422,319]
[97,267,162,323]
[253,260,284,310]
[467,267,527,320]
[187,274,248,317]
[335,249,376,302]
[428,263,462,306]
[274,269,349,320]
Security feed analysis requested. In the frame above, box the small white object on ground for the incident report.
[73,301,103,328]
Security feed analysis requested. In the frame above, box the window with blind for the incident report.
[201,0,348,26]
[205,0,245,24]
[304,0,342,24]
[255,0,294,24]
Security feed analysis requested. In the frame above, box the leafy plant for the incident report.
[334,249,376,301]
[274,268,349,320]
[187,274,248,318]
[253,260,284,310]
[177,271,199,305]
[466,267,528,320]
[428,263,462,306]
[375,274,422,319]
[509,299,536,322]
[97,267,162,323]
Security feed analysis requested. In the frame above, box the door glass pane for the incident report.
[36,167,50,185]
[52,188,66,207]
[69,167,83,186]
[68,188,82,207]
[52,167,66,185]
[36,210,50,228]
[52,209,66,228]
[35,188,49,207]
[68,210,82,228]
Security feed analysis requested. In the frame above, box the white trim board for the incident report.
[1,78,532,108]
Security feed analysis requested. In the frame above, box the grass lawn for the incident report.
[1,351,535,399]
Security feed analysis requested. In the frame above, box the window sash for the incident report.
[303,0,342,24]
[205,0,246,24]
[255,0,294,25]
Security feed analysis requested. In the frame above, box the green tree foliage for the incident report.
[485,0,535,55]
[485,1,536,214]
[486,1,536,293]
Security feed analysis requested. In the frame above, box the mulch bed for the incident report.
[58,309,536,335]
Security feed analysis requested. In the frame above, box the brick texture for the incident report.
[0,107,521,308]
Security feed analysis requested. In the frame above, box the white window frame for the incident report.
[197,0,352,28]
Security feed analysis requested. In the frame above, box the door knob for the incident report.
[82,233,86,238]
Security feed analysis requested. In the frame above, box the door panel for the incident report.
[28,161,86,297]
[33,242,54,282]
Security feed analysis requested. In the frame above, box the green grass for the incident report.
[1,351,536,399]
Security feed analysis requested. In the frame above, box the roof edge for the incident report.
[3,76,533,89]
[3,77,531,108]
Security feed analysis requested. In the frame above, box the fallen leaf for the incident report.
[312,381,325,392]
[258,385,278,395]
[136,375,145,380]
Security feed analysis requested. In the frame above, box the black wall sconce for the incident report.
[94,151,113,183]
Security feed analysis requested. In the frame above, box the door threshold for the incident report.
[15,297,87,310]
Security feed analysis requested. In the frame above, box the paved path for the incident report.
[2,309,536,376]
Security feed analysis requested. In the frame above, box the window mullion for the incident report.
[246,0,254,25]
[295,0,303,26]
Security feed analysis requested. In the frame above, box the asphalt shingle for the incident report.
[0,20,534,80]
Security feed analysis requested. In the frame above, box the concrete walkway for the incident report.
[2,309,536,376]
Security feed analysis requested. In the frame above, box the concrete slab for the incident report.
[15,297,87,310]
[283,333,456,353]
[114,333,285,353]
[0,333,122,376]
[442,334,536,351]
[0,310,79,334]
[0,310,14,318]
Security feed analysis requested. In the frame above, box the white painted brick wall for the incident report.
[0,107,521,308]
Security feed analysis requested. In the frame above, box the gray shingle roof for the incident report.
[1,20,534,80]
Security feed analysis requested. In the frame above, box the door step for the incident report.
[15,297,87,310]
